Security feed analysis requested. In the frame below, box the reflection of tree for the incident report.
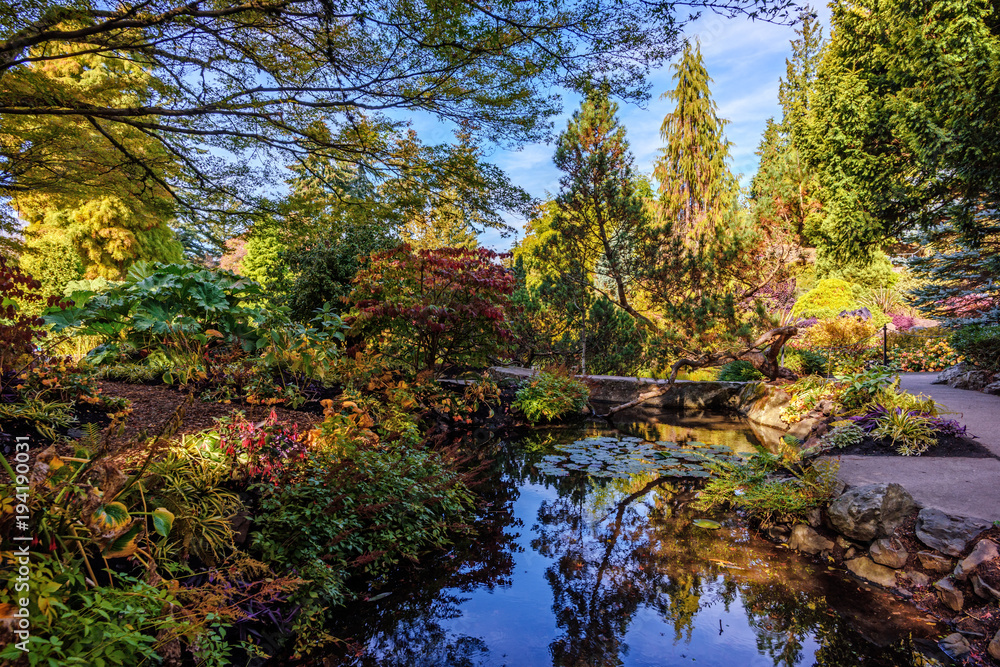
[322,438,524,666]
[533,474,667,666]
[322,430,936,667]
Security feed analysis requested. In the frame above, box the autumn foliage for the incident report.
[348,245,515,374]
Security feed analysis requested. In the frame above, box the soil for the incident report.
[97,380,324,447]
[836,434,999,459]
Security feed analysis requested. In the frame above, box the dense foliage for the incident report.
[513,371,590,423]
[951,324,1000,372]
[349,245,515,375]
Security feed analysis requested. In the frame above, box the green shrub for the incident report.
[718,360,765,382]
[839,365,897,412]
[0,557,184,667]
[697,452,840,524]
[815,249,899,290]
[252,437,473,640]
[514,371,590,423]
[45,262,269,359]
[951,324,1000,372]
[791,278,857,320]
[872,408,938,456]
[782,349,828,376]
[821,422,865,449]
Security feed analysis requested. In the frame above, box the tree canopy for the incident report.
[1,0,801,246]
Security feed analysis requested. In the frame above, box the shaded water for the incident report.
[325,416,948,667]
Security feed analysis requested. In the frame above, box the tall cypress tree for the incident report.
[653,40,739,243]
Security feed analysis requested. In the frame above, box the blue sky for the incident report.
[470,5,831,250]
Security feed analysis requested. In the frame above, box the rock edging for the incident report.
[768,482,1000,663]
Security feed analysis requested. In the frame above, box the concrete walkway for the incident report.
[832,372,1000,522]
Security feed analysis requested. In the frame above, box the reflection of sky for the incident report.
[424,476,823,667]
[623,582,822,667]
[435,482,563,665]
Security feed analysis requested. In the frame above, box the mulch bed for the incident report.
[98,381,324,447]
[837,434,998,459]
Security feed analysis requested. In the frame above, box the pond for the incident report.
[321,415,950,667]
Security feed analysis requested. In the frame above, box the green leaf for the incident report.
[91,502,131,533]
[104,522,143,558]
[692,518,722,529]
[152,507,175,538]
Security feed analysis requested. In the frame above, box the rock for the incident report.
[971,574,1000,601]
[939,633,971,659]
[905,571,931,587]
[788,415,823,440]
[827,484,916,542]
[836,536,853,550]
[870,537,909,569]
[947,369,993,391]
[817,399,835,415]
[767,524,790,543]
[845,547,857,560]
[989,629,1000,661]
[933,578,964,612]
[917,551,954,573]
[788,524,835,555]
[984,381,1000,396]
[915,509,992,556]
[935,363,971,385]
[846,557,898,588]
[806,508,823,529]
[954,539,999,581]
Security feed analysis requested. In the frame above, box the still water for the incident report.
[326,416,948,667]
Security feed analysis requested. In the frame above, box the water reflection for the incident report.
[319,426,945,667]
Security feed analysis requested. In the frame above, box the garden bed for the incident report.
[837,434,999,459]
[97,380,324,446]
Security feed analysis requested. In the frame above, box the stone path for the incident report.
[831,372,1000,523]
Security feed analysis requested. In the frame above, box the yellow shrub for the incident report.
[803,317,877,350]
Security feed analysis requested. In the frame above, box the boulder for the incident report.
[934,363,971,385]
[971,574,1000,601]
[915,509,992,557]
[917,551,954,573]
[787,524,835,555]
[827,484,916,542]
[846,557,898,588]
[939,633,971,659]
[947,369,993,391]
[985,381,1000,396]
[739,385,792,430]
[990,629,1000,662]
[933,578,964,612]
[904,571,931,587]
[953,539,998,581]
[870,537,909,569]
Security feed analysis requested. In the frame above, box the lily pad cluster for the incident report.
[534,435,744,480]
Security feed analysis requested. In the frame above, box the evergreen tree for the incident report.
[643,41,793,379]
[750,12,824,246]
[654,40,739,243]
[551,85,651,323]
[7,47,183,278]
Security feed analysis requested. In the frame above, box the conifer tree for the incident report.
[8,48,183,278]
[654,40,739,243]
[551,85,651,324]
